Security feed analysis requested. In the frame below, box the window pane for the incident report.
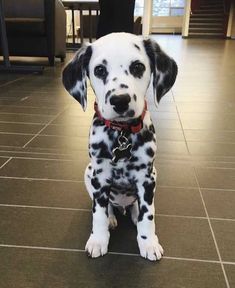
[134,0,144,16]
[171,0,185,7]
[170,8,184,16]
[153,7,170,16]
[153,0,170,8]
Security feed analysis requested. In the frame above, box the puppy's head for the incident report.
[62,33,177,120]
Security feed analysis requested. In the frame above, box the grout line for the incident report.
[193,169,231,288]
[0,112,57,117]
[0,121,45,125]
[0,157,12,170]
[0,204,234,222]
[0,176,83,183]
[0,243,234,266]
[22,106,70,148]
[0,174,234,192]
[0,77,26,88]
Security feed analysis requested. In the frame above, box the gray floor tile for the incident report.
[157,216,218,260]
[195,167,235,190]
[0,134,32,147]
[0,178,91,209]
[211,220,235,262]
[184,130,235,143]
[188,142,235,157]
[40,124,90,137]
[0,158,10,168]
[155,187,206,217]
[26,135,88,151]
[0,157,89,181]
[0,113,53,124]
[0,248,227,288]
[202,189,235,219]
[224,265,235,288]
[156,162,197,187]
[0,122,43,134]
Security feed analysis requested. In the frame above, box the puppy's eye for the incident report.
[94,65,107,78]
[129,61,146,78]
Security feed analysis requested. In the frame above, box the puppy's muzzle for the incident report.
[110,94,131,114]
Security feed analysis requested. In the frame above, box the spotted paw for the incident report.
[137,235,164,261]
[85,233,110,258]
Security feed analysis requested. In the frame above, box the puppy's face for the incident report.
[62,33,178,120]
[88,34,151,120]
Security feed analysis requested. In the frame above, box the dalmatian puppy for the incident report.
[62,33,177,261]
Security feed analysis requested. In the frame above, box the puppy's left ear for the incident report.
[62,44,92,111]
[144,38,178,103]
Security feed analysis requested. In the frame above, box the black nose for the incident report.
[110,94,131,113]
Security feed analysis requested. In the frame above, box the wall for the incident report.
[151,16,183,33]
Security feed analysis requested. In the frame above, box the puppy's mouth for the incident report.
[113,107,135,120]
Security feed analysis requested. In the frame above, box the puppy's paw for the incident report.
[85,233,110,258]
[137,235,164,261]
[109,215,118,229]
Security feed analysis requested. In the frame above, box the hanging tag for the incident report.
[112,132,132,163]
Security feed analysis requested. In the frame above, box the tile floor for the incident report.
[0,35,235,288]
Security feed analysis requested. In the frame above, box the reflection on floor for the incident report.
[0,35,235,288]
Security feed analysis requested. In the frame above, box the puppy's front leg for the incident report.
[85,166,111,258]
[136,170,164,261]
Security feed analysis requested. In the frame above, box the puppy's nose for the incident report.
[110,94,131,113]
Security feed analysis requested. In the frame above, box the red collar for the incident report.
[94,101,147,133]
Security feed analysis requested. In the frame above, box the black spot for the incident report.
[163,74,171,87]
[149,124,155,133]
[133,94,137,101]
[113,77,117,81]
[105,90,112,103]
[148,215,154,220]
[100,185,110,195]
[132,130,154,151]
[92,131,95,135]
[88,165,92,170]
[157,85,164,99]
[129,61,146,79]
[130,156,139,162]
[92,141,112,159]
[156,53,169,73]
[140,164,147,169]
[110,194,115,201]
[146,147,154,157]
[102,59,107,65]
[93,118,105,127]
[92,199,96,213]
[120,84,129,89]
[124,70,129,75]
[127,110,135,117]
[138,205,148,222]
[134,44,140,50]
[97,159,103,164]
[91,177,101,190]
[141,235,147,239]
[96,168,103,174]
[143,181,155,205]
[125,172,130,177]
[97,195,109,207]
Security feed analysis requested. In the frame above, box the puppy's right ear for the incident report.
[62,45,92,111]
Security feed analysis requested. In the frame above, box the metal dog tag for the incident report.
[112,132,132,163]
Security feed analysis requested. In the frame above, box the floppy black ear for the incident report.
[62,45,92,111]
[143,39,178,103]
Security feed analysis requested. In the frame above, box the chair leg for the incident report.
[48,56,55,66]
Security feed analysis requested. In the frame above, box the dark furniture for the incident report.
[62,0,99,48]
[0,0,66,66]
